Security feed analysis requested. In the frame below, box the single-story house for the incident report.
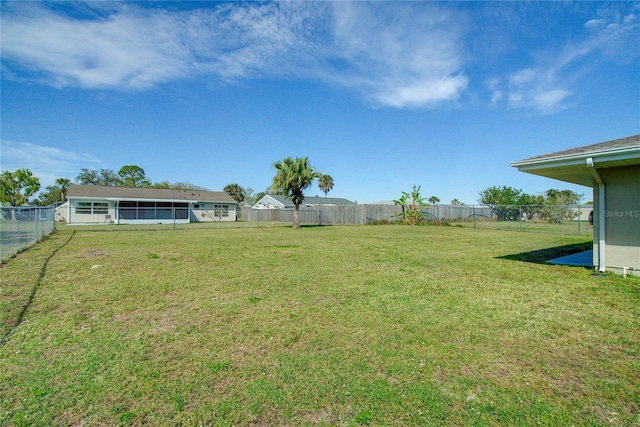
[253,194,356,209]
[65,184,237,225]
[511,134,640,276]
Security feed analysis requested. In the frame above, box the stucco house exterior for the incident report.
[511,134,640,276]
[65,184,237,225]
[253,194,356,209]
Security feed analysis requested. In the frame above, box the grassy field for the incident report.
[1,224,638,426]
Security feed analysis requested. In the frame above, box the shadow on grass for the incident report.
[497,241,593,265]
[0,231,76,348]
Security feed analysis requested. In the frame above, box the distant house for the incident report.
[65,184,237,225]
[512,134,640,276]
[252,194,356,209]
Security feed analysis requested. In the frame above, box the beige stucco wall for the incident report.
[592,165,640,275]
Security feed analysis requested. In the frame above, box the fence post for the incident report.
[519,205,523,231]
[577,204,581,234]
[473,205,476,228]
[17,209,21,256]
[34,208,39,243]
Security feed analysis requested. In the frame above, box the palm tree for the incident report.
[223,183,246,205]
[271,156,320,228]
[318,174,334,198]
[428,196,440,205]
[55,178,71,202]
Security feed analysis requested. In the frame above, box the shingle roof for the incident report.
[511,134,640,187]
[514,134,640,164]
[67,184,236,203]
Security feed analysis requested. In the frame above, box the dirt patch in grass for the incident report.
[78,248,109,258]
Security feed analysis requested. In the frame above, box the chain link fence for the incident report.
[459,204,593,235]
[1,206,56,263]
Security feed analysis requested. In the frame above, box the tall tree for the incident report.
[55,178,71,202]
[318,174,334,198]
[0,168,41,206]
[428,195,440,205]
[271,156,321,228]
[451,198,463,205]
[37,184,63,206]
[118,165,151,187]
[478,185,530,220]
[151,181,209,190]
[224,183,246,205]
[76,168,120,186]
[540,188,583,223]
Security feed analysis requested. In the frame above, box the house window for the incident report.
[94,203,108,214]
[156,202,173,220]
[214,205,229,217]
[117,201,189,220]
[138,202,155,220]
[75,202,92,214]
[75,202,108,214]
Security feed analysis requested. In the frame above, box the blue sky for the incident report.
[1,1,638,204]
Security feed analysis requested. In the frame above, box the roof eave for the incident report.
[68,196,235,204]
[511,146,640,168]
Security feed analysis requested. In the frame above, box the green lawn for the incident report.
[1,224,638,426]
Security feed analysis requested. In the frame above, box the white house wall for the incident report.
[67,199,236,224]
[191,203,237,222]
[67,199,117,224]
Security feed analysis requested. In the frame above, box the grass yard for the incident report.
[1,224,638,426]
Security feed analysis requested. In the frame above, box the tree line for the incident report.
[0,160,335,219]
[477,185,584,223]
[391,184,583,225]
[0,165,215,207]
[1,162,582,226]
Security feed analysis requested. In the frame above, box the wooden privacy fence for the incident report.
[240,204,492,226]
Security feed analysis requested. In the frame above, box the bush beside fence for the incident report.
[0,206,56,263]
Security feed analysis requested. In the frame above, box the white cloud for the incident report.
[327,3,468,108]
[584,19,605,30]
[488,6,638,115]
[1,3,196,89]
[0,2,468,108]
[0,140,99,188]
[505,68,572,115]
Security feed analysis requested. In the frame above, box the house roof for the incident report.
[511,134,640,187]
[255,194,356,207]
[67,184,236,203]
